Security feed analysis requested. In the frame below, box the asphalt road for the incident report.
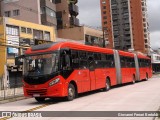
[0,75,160,120]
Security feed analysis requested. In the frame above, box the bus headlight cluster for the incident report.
[49,78,60,86]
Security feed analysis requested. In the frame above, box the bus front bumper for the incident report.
[23,83,66,98]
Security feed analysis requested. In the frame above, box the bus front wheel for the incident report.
[35,97,45,102]
[66,84,75,101]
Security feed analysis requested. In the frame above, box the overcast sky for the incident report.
[78,0,160,50]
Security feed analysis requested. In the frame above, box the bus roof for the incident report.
[136,53,150,60]
[25,42,114,55]
[24,42,150,60]
[118,50,135,57]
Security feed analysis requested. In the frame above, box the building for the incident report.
[56,0,79,29]
[0,0,79,33]
[150,53,160,73]
[58,26,103,47]
[100,0,150,53]
[0,0,57,29]
[0,0,102,47]
[0,17,56,89]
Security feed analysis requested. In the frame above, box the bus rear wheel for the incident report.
[35,97,45,102]
[103,78,111,91]
[66,84,75,101]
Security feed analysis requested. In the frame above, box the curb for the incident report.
[0,96,28,104]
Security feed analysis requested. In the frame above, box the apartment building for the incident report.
[0,0,57,29]
[100,0,150,54]
[0,0,80,37]
[58,26,103,47]
[55,0,79,29]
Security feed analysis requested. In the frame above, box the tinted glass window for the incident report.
[120,56,135,68]
[79,51,88,69]
[71,50,79,69]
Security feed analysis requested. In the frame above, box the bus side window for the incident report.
[101,54,106,68]
[94,53,101,68]
[88,56,95,71]
[61,50,71,70]
[79,51,88,69]
[138,59,141,68]
[126,57,131,68]
[132,58,135,67]
[106,54,114,68]
[71,50,79,69]
[120,56,125,68]
[110,55,115,67]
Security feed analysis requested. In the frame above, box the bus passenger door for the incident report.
[89,59,96,91]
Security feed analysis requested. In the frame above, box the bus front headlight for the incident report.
[49,78,60,86]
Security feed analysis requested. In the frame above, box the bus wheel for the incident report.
[103,78,111,91]
[35,97,45,102]
[132,75,136,84]
[66,84,75,101]
[145,73,148,81]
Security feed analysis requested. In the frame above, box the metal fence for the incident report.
[0,72,24,101]
[0,87,23,101]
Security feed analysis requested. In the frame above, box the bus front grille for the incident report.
[26,89,47,96]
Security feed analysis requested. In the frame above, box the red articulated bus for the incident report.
[19,42,152,102]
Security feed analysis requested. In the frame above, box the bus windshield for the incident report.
[24,52,59,76]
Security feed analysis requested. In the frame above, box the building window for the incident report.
[103,11,106,14]
[27,28,32,34]
[52,0,55,3]
[103,16,107,19]
[103,6,106,9]
[41,7,56,18]
[55,0,61,4]
[144,28,147,32]
[145,45,148,48]
[44,31,50,41]
[33,29,43,40]
[46,7,56,17]
[4,11,11,17]
[4,0,19,3]
[21,27,26,33]
[6,25,19,46]
[143,18,146,22]
[145,39,148,43]
[102,1,106,4]
[6,25,19,36]
[13,9,20,16]
[104,21,107,24]
[85,35,90,45]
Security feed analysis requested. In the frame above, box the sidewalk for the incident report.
[0,87,26,104]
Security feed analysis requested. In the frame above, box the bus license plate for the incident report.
[33,94,40,97]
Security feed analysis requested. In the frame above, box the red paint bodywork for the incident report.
[23,42,152,98]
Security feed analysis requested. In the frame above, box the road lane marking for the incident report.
[0,103,52,120]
